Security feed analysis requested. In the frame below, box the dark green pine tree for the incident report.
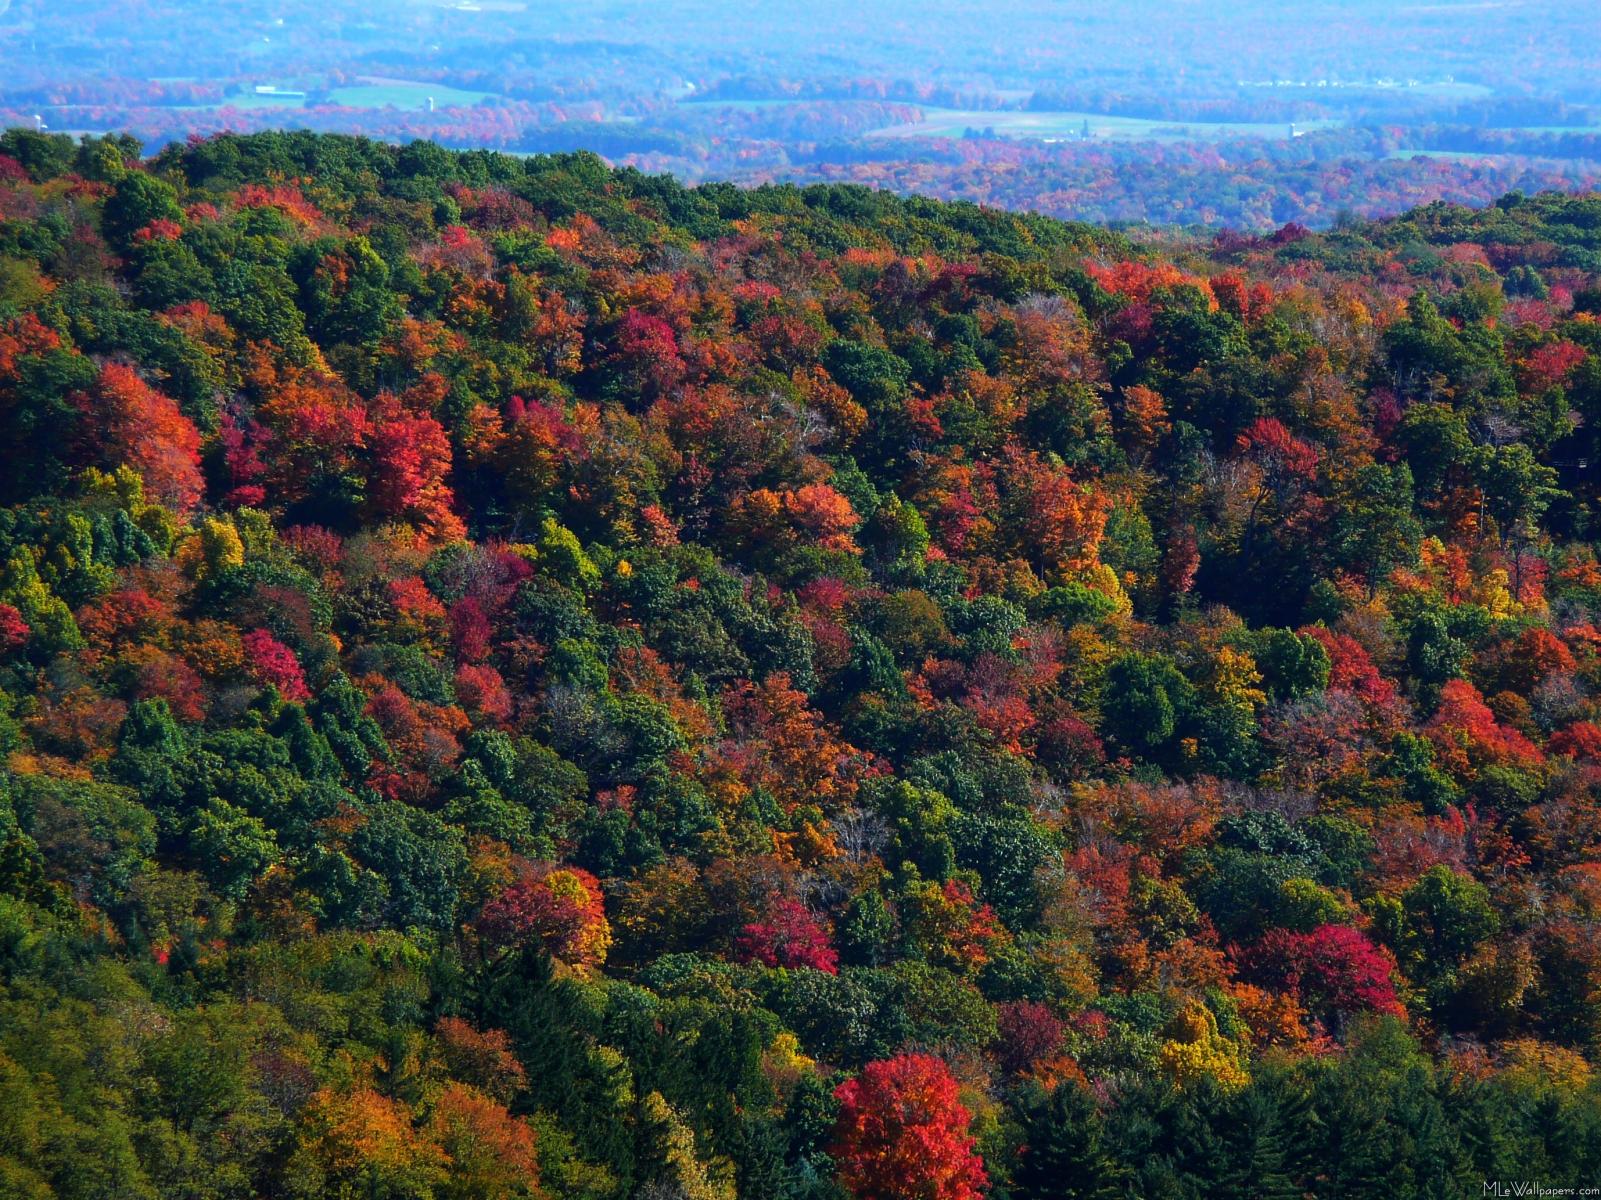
[1216,1084,1302,1200]
[1390,1065,1475,1200]
[1539,1090,1601,1185]
[1012,1082,1130,1200]
[479,946,641,1191]
[1311,1073,1409,1199]
[1159,1078,1237,1197]
[1443,1074,1533,1185]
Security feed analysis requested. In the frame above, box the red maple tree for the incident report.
[733,898,839,973]
[832,1053,987,1200]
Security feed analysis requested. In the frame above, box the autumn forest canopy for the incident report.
[0,128,1600,1197]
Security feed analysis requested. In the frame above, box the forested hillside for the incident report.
[0,130,1598,1198]
[9,0,1601,230]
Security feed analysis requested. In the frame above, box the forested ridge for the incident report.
[11,0,1601,232]
[0,129,1598,1198]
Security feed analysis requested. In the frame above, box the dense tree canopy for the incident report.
[0,132,1597,1198]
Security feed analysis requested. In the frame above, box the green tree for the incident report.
[1099,652,1194,758]
[1012,1083,1128,1200]
[103,172,185,249]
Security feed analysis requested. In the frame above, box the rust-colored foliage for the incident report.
[79,363,204,512]
[476,860,612,970]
